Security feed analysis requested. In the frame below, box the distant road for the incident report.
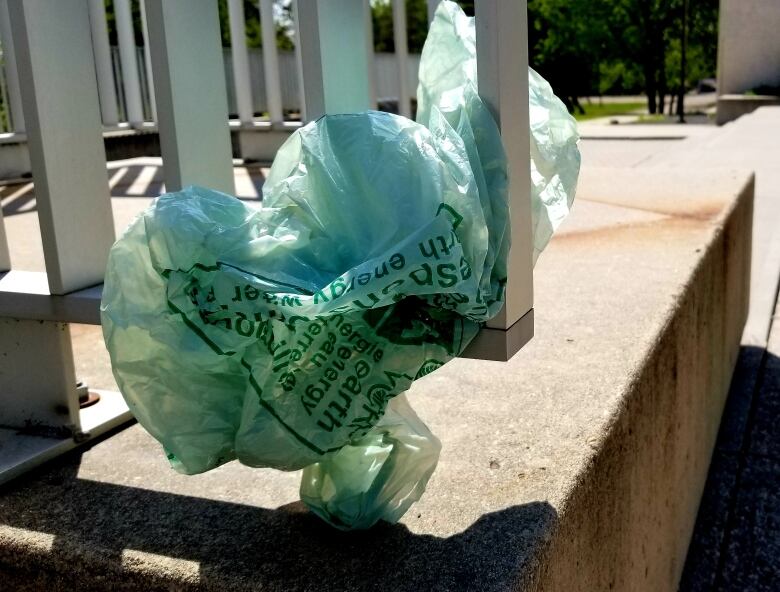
[582,93,717,109]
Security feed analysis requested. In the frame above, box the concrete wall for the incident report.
[531,170,753,591]
[716,94,780,125]
[718,0,780,94]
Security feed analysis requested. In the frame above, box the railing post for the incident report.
[0,207,9,272]
[228,0,254,125]
[259,0,284,125]
[427,0,440,24]
[114,0,144,126]
[0,0,24,132]
[294,0,372,121]
[465,0,534,358]
[87,0,119,127]
[391,0,411,118]
[0,0,129,483]
[0,52,8,131]
[9,0,115,295]
[365,0,378,109]
[292,0,307,121]
[144,0,235,194]
[139,0,157,123]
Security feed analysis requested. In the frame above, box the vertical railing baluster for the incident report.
[228,0,254,125]
[292,0,307,121]
[9,0,115,294]
[0,53,8,132]
[115,0,144,126]
[0,214,9,271]
[0,0,24,132]
[259,0,284,125]
[139,0,157,123]
[295,0,372,121]
[145,0,235,194]
[365,0,378,110]
[0,34,8,262]
[87,0,119,127]
[391,0,411,118]
[0,2,9,264]
[0,0,9,266]
[475,0,534,349]
[427,0,440,24]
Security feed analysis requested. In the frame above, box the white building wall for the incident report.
[718,0,780,94]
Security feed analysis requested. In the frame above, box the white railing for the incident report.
[0,0,532,484]
[0,0,422,132]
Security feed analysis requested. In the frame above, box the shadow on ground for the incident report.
[681,345,780,591]
[0,445,556,591]
[0,164,265,218]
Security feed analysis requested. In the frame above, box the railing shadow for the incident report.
[0,182,35,216]
[0,445,557,591]
[0,164,265,218]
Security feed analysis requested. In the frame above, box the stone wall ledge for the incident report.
[717,94,780,125]
[0,166,754,591]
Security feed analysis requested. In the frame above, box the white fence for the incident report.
[0,45,421,133]
[99,48,421,126]
[222,49,420,116]
[0,12,421,132]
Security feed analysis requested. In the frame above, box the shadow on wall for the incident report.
[0,448,557,591]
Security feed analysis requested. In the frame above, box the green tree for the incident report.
[218,0,295,50]
[529,0,718,114]
[371,0,429,53]
[370,0,476,52]
[103,0,718,115]
[527,0,613,112]
[104,0,295,50]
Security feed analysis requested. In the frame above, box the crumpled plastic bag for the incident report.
[300,393,440,530]
[101,0,579,530]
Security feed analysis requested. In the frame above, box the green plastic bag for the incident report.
[102,0,579,530]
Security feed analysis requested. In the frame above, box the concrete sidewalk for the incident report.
[644,107,780,347]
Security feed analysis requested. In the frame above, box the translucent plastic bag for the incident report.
[101,0,579,530]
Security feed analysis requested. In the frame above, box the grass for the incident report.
[573,101,647,121]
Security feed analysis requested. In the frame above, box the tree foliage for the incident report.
[217,0,296,51]
[368,0,718,114]
[370,0,429,53]
[370,0,472,53]
[527,0,718,113]
[103,0,295,51]
[102,0,718,114]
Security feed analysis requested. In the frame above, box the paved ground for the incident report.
[581,93,717,109]
[680,301,780,591]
